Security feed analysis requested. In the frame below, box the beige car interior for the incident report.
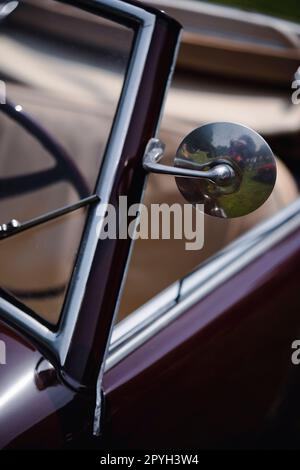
[119,0,300,319]
[0,0,299,325]
[118,94,299,319]
[0,0,132,323]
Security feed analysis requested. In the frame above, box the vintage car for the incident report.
[0,0,300,450]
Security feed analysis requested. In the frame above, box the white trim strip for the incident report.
[106,197,300,371]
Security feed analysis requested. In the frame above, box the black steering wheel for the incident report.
[0,100,90,199]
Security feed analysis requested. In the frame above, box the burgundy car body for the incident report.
[103,227,300,448]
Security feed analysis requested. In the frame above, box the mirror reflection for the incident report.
[175,122,277,218]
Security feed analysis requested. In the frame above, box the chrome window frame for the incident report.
[106,197,300,371]
[0,0,158,367]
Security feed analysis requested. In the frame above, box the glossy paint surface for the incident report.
[103,227,300,448]
[0,320,95,449]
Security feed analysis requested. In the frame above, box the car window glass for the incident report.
[0,0,134,324]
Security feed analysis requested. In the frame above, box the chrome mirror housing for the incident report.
[143,122,276,218]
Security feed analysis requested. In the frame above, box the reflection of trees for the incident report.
[239,134,256,159]
[183,127,263,169]
[185,125,215,158]
[215,134,257,169]
[215,145,228,157]
[230,134,256,169]
[257,143,273,163]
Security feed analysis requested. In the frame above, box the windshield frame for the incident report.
[0,0,159,374]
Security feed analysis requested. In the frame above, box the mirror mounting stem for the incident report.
[143,138,239,189]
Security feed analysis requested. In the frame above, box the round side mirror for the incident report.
[175,122,276,218]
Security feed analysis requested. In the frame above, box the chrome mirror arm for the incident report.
[143,138,238,188]
[143,122,276,219]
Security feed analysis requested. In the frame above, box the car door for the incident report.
[104,204,300,448]
[0,0,181,448]
[102,1,300,449]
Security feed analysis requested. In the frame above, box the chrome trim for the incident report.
[58,3,156,366]
[106,197,300,371]
[92,4,181,437]
[110,283,180,355]
[0,0,156,367]
[143,138,237,186]
[0,195,99,240]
